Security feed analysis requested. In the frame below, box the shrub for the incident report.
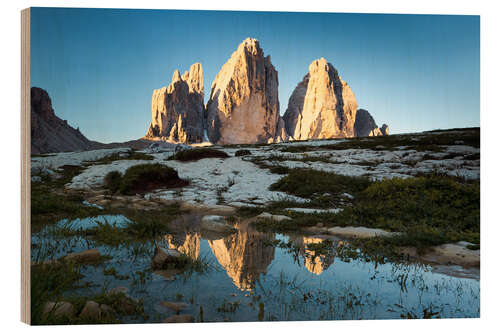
[103,171,122,193]
[119,163,188,195]
[168,148,229,161]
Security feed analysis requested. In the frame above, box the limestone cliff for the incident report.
[206,38,284,144]
[283,58,358,140]
[145,63,205,143]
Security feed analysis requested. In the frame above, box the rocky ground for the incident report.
[31,128,480,270]
[30,127,480,324]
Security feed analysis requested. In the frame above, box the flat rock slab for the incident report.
[403,242,480,268]
[255,212,292,222]
[181,202,236,215]
[200,215,236,233]
[286,208,342,214]
[327,226,396,238]
[63,249,102,263]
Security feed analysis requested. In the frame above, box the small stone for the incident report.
[63,249,101,263]
[160,301,189,313]
[163,314,195,323]
[107,286,128,296]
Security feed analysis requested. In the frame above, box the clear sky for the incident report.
[30,8,480,143]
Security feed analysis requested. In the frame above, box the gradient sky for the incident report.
[30,8,480,143]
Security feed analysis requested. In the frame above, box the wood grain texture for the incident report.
[21,7,31,325]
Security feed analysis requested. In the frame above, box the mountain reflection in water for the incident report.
[165,214,337,290]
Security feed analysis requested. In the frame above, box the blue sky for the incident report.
[30,8,479,143]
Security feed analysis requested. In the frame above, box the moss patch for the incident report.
[90,150,154,165]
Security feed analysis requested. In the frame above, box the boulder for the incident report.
[79,301,102,320]
[42,301,75,319]
[151,246,183,269]
[206,38,281,144]
[145,63,205,144]
[283,58,358,140]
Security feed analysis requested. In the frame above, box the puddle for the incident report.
[32,214,480,322]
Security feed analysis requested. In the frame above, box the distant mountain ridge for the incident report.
[30,87,102,154]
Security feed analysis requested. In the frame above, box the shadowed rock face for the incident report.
[206,38,285,144]
[283,58,358,140]
[208,222,275,290]
[145,63,205,143]
[354,109,389,137]
[31,87,97,154]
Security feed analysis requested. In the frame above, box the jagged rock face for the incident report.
[145,63,205,143]
[380,124,389,136]
[206,38,281,144]
[283,58,358,140]
[354,109,389,137]
[31,87,97,154]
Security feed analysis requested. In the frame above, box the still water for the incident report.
[32,214,480,323]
